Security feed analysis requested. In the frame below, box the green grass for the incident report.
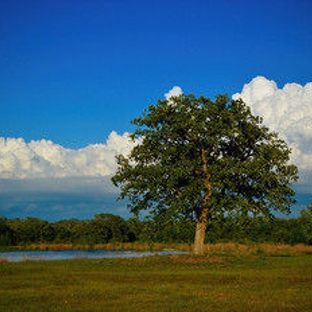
[0,253,312,311]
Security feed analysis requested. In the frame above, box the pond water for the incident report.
[0,249,185,262]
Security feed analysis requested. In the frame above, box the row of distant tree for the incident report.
[0,206,311,247]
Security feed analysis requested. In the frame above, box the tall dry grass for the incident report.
[7,242,191,252]
[203,242,312,255]
[2,242,312,255]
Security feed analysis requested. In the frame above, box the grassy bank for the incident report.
[1,247,312,311]
[0,242,189,252]
[2,241,312,254]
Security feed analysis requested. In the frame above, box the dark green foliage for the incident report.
[0,217,13,246]
[0,95,303,249]
[112,93,298,249]
[0,214,134,247]
[138,216,195,243]
[299,203,312,244]
[52,219,78,243]
[93,214,130,242]
[6,217,55,245]
[126,217,143,242]
[88,219,112,244]
[1,205,312,247]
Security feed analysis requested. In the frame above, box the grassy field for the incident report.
[1,247,312,311]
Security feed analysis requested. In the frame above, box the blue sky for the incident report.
[0,0,311,220]
[1,0,312,147]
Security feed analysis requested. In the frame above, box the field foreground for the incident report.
[1,248,312,311]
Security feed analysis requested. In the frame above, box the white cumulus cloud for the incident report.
[233,76,312,192]
[0,131,138,219]
[165,86,183,100]
[0,80,310,220]
[0,131,137,179]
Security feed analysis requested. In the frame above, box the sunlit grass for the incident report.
[1,248,312,311]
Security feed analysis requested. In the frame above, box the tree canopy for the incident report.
[112,94,298,254]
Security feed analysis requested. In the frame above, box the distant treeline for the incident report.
[1,208,312,247]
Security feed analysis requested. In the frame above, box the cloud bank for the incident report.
[0,82,310,220]
[0,176,128,221]
[0,88,176,220]
[0,131,138,220]
[233,76,312,194]
[0,86,182,180]
[0,131,136,179]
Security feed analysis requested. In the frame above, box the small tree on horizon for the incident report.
[112,94,298,255]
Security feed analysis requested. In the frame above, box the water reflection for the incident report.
[0,250,185,262]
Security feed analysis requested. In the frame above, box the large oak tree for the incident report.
[112,94,298,255]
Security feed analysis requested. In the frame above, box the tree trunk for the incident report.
[193,147,212,255]
[193,208,209,255]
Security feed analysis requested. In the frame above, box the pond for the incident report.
[0,249,186,262]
